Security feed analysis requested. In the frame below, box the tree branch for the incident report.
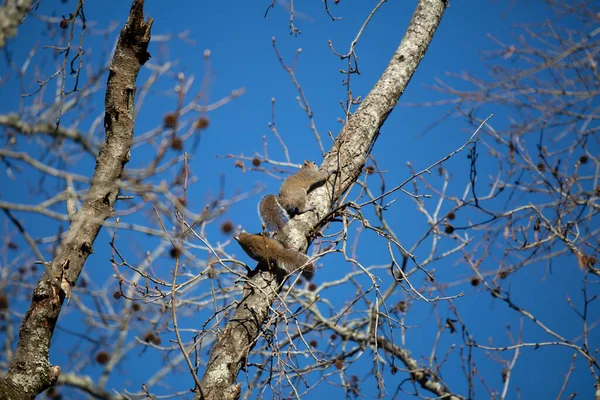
[0,113,100,156]
[57,373,127,400]
[196,1,447,399]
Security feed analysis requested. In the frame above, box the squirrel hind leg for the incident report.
[278,188,307,216]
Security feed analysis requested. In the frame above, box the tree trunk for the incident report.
[196,1,448,399]
[0,1,152,398]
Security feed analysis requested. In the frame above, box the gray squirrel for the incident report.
[258,160,329,233]
[235,232,315,280]
[235,161,329,280]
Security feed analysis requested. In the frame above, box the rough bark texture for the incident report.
[196,1,448,399]
[0,1,152,399]
[0,0,33,49]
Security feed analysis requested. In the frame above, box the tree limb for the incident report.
[0,113,100,156]
[57,373,127,400]
[196,1,448,399]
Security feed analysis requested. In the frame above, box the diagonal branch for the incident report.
[57,373,127,400]
[196,1,448,399]
[0,1,152,399]
[0,114,100,156]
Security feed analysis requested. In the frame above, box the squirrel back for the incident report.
[235,232,315,280]
[278,161,328,215]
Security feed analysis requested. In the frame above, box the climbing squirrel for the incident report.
[259,160,329,232]
[235,232,315,280]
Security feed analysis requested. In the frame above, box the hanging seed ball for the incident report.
[170,137,183,151]
[220,221,234,235]
[95,351,110,365]
[169,246,183,259]
[195,117,210,130]
[334,358,344,370]
[143,331,161,345]
[163,113,178,129]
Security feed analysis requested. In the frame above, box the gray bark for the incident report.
[196,0,449,399]
[0,1,152,398]
[0,0,33,49]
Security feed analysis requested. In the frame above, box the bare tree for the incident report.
[403,1,600,398]
[0,0,153,398]
[197,1,449,398]
[2,0,597,399]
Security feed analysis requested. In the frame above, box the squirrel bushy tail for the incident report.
[259,194,289,233]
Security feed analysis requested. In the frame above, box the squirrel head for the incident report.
[234,231,248,243]
[303,160,319,169]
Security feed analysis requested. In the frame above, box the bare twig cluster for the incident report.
[1,0,596,399]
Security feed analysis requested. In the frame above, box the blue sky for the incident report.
[1,0,598,399]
